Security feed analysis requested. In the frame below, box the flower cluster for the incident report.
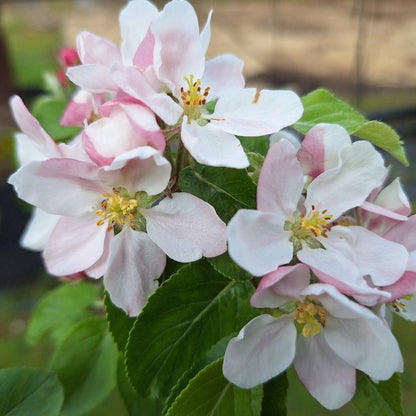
[223,124,416,408]
[7,0,416,412]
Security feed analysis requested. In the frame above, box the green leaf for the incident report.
[104,292,135,353]
[117,359,165,416]
[163,335,234,415]
[208,252,253,281]
[179,164,257,222]
[126,259,257,398]
[165,358,263,416]
[293,88,367,134]
[352,372,403,416]
[238,135,269,156]
[246,152,265,184]
[26,281,100,346]
[261,373,288,416]
[0,367,64,416]
[32,97,81,141]
[354,121,409,166]
[50,317,118,416]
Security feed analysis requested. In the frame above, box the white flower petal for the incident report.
[305,141,387,219]
[294,334,356,410]
[104,227,165,317]
[257,139,304,216]
[181,120,249,168]
[144,193,226,262]
[210,88,303,136]
[20,208,60,251]
[43,215,109,276]
[251,264,310,308]
[223,314,296,388]
[227,209,293,276]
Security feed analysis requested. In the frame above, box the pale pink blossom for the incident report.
[227,139,408,298]
[9,146,226,315]
[223,264,403,409]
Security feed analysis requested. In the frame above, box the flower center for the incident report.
[96,188,138,232]
[295,299,326,338]
[299,205,333,238]
[181,74,210,121]
[391,294,414,314]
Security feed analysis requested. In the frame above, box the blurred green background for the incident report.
[1,1,416,415]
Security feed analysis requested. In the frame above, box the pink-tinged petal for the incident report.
[305,141,386,219]
[67,64,118,94]
[117,101,165,152]
[151,0,204,94]
[223,314,296,388]
[14,133,48,166]
[373,177,411,216]
[384,271,416,301]
[144,193,226,262]
[76,31,121,66]
[119,0,158,65]
[104,227,165,317]
[360,201,408,222]
[384,215,416,251]
[294,334,356,410]
[297,123,351,178]
[10,95,62,159]
[112,66,182,125]
[202,54,245,99]
[43,215,110,276]
[320,226,408,287]
[302,283,377,319]
[102,146,171,196]
[297,244,392,299]
[83,108,149,166]
[210,88,303,136]
[227,209,293,276]
[60,89,95,126]
[8,159,103,216]
[58,134,92,162]
[324,308,403,380]
[257,139,304,217]
[133,29,155,69]
[84,230,112,279]
[181,119,249,168]
[20,208,60,251]
[251,264,311,308]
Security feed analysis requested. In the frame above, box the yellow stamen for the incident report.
[181,75,210,121]
[95,188,138,231]
[295,299,326,338]
[299,205,333,238]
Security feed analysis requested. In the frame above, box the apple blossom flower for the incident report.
[82,97,166,165]
[9,146,226,316]
[111,0,303,168]
[9,95,91,251]
[223,264,403,409]
[227,138,408,298]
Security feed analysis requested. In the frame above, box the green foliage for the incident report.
[261,373,288,416]
[0,367,64,416]
[238,135,270,156]
[294,89,409,166]
[104,292,135,353]
[179,164,257,222]
[352,372,403,416]
[117,360,165,416]
[125,259,257,398]
[165,358,263,416]
[32,97,81,142]
[208,251,253,281]
[26,281,100,347]
[50,317,118,416]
